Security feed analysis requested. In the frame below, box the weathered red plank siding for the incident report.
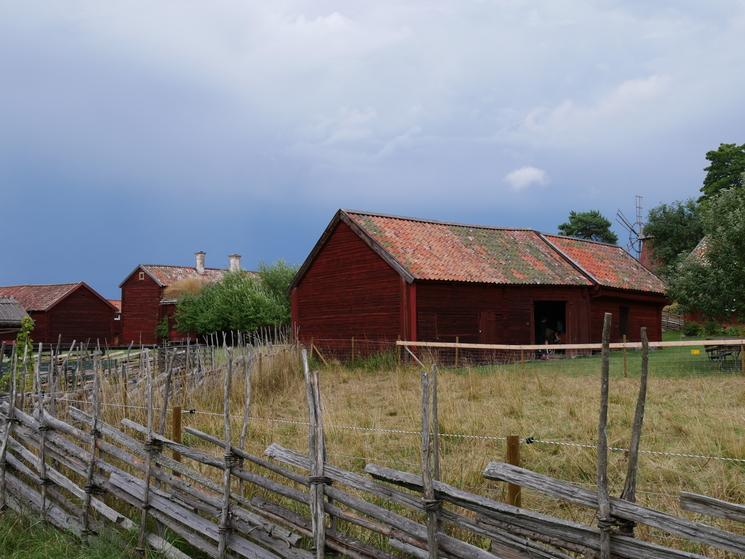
[46,287,114,345]
[293,221,402,348]
[121,273,162,345]
[415,283,591,344]
[590,292,665,342]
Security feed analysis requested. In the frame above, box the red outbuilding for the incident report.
[291,210,669,348]
[0,283,117,345]
[119,252,244,345]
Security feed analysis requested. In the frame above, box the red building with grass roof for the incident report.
[291,210,668,348]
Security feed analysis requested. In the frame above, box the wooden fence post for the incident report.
[506,435,521,507]
[597,312,612,559]
[172,406,182,474]
[238,349,253,497]
[217,347,234,559]
[421,370,439,559]
[0,344,17,511]
[82,353,101,542]
[619,326,649,536]
[137,349,156,554]
[158,349,175,435]
[623,334,628,378]
[741,343,744,375]
[33,344,50,522]
[302,349,326,559]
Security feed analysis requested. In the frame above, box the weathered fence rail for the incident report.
[1,318,744,558]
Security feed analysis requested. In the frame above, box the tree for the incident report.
[643,199,703,277]
[175,261,298,335]
[558,210,618,244]
[670,187,745,321]
[701,143,745,199]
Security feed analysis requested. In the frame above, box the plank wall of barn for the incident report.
[589,290,666,343]
[292,221,403,351]
[121,272,163,346]
[415,283,592,344]
[45,287,115,345]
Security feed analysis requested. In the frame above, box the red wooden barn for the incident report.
[0,283,117,345]
[291,210,669,348]
[119,252,244,345]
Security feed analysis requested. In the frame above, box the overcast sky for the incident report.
[2,1,744,297]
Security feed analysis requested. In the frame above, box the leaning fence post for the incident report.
[506,435,521,507]
[431,364,440,481]
[0,344,17,511]
[217,347,234,559]
[158,349,175,435]
[597,312,613,559]
[33,344,50,521]
[303,349,327,559]
[82,352,102,542]
[619,326,649,536]
[238,349,253,497]
[136,349,157,554]
[421,370,440,559]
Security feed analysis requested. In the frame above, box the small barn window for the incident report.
[138,271,145,280]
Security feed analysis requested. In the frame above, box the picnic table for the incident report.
[704,342,743,371]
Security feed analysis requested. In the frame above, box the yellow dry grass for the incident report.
[94,347,745,555]
[162,277,210,300]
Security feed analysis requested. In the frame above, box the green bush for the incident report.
[682,322,701,337]
[703,320,724,336]
[175,261,298,336]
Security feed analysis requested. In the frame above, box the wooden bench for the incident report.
[705,344,742,371]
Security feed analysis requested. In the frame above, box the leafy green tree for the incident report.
[558,210,618,244]
[701,143,745,199]
[175,261,298,335]
[643,199,704,276]
[670,188,745,321]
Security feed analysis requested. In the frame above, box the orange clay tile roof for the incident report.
[108,299,122,311]
[544,235,666,294]
[345,211,592,286]
[0,283,82,311]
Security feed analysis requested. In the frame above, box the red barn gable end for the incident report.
[0,283,117,345]
[291,210,669,350]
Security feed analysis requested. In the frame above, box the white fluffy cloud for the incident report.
[504,166,549,192]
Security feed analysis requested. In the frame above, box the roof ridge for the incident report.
[141,264,227,271]
[342,209,538,233]
[0,282,81,288]
[544,233,624,249]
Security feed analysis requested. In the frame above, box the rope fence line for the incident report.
[46,398,745,464]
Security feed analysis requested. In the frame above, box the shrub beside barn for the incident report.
[291,210,668,350]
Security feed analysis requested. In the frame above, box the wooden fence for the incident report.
[1,316,745,558]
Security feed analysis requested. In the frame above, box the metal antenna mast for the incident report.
[616,195,644,258]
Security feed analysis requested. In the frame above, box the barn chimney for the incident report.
[639,236,658,272]
[229,253,241,272]
[195,251,206,275]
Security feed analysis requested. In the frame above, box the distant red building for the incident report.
[291,210,669,347]
[119,252,244,345]
[0,283,117,345]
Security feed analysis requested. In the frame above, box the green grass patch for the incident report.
[0,510,166,559]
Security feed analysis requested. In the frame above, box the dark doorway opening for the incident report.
[620,306,630,338]
[534,301,566,345]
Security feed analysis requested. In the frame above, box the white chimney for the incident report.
[229,253,241,272]
[195,251,206,275]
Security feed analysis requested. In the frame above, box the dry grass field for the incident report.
[94,346,745,555]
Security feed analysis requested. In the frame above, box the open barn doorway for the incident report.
[534,301,566,345]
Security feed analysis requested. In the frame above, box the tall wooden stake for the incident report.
[421,371,439,559]
[217,347,234,559]
[303,349,326,559]
[33,344,50,521]
[158,349,175,435]
[238,350,253,497]
[597,313,612,559]
[431,364,440,481]
[82,352,101,541]
[137,349,155,554]
[619,327,650,535]
[0,344,17,511]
